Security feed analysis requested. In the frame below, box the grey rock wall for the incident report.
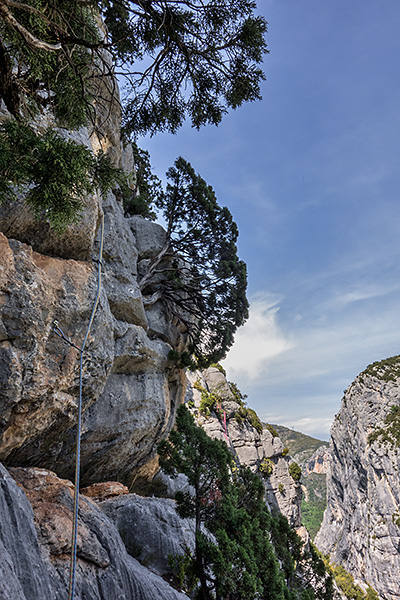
[0,127,187,486]
[315,368,400,600]
[0,463,189,600]
[101,493,195,576]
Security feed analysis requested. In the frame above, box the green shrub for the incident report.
[122,142,160,219]
[282,447,289,457]
[368,404,400,448]
[246,408,263,434]
[289,462,302,481]
[265,424,279,438]
[0,121,121,230]
[228,381,247,407]
[278,483,285,495]
[234,406,263,434]
[362,355,400,383]
[168,550,198,594]
[259,458,274,477]
[193,381,223,417]
[210,363,227,377]
[322,556,378,600]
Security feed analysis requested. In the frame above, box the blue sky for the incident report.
[139,0,400,440]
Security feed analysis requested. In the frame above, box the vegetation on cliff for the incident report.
[0,0,267,136]
[159,405,335,600]
[0,0,267,226]
[139,157,249,367]
[367,404,400,449]
[0,0,256,366]
[359,355,400,383]
[322,556,378,600]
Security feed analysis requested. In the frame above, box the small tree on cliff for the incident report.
[139,157,249,368]
[158,405,288,600]
[158,405,232,599]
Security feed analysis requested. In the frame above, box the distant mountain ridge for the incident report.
[272,424,329,464]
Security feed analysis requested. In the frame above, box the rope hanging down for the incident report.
[52,214,104,600]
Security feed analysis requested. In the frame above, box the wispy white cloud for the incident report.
[279,417,333,439]
[222,294,293,380]
[222,283,400,440]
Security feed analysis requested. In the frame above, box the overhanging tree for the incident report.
[0,0,267,229]
[0,0,268,136]
[139,156,249,367]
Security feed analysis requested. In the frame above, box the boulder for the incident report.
[0,463,189,600]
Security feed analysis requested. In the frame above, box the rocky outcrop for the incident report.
[101,493,195,576]
[303,445,330,476]
[315,362,400,599]
[0,463,189,600]
[0,21,195,484]
[0,129,187,487]
[186,367,302,528]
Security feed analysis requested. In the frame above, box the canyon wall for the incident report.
[316,358,400,600]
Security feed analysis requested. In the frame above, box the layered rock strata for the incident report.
[315,364,400,599]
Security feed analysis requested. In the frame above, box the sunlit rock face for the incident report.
[0,112,187,486]
[303,446,330,475]
[315,365,400,600]
[186,367,302,528]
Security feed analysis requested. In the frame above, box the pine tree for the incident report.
[139,157,249,367]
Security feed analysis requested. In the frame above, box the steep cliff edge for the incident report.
[186,367,303,529]
[315,357,400,600]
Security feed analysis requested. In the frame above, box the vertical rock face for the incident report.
[186,368,302,528]
[315,361,400,600]
[0,126,187,486]
[303,446,330,476]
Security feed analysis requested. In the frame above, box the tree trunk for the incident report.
[0,37,20,117]
[195,495,212,600]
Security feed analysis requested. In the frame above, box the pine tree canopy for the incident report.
[0,0,268,136]
[139,156,249,367]
[158,405,335,600]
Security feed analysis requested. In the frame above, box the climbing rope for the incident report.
[215,402,229,444]
[52,213,104,600]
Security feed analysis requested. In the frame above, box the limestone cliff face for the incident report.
[0,121,187,487]
[186,367,303,529]
[303,445,330,476]
[0,463,189,600]
[315,362,400,600]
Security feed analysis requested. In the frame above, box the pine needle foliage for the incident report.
[0,1,268,137]
[158,405,335,600]
[140,157,249,368]
[0,120,120,230]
